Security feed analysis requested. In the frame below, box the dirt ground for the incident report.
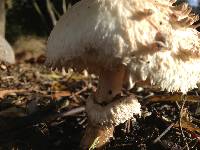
[0,50,200,150]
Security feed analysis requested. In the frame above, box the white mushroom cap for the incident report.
[0,36,15,64]
[86,94,141,126]
[46,0,200,93]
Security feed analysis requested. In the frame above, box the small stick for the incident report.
[60,106,85,117]
[72,86,88,97]
[153,123,175,143]
[179,95,189,150]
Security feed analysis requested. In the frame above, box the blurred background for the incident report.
[1,0,80,63]
[4,0,80,42]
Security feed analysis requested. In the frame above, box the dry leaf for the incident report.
[0,89,26,99]
[52,91,71,100]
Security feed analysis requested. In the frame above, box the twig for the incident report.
[89,137,100,150]
[60,106,85,117]
[176,101,181,109]
[153,123,175,143]
[78,117,87,125]
[32,0,47,25]
[181,138,198,150]
[179,95,189,150]
[46,0,57,26]
[62,0,67,13]
[50,1,61,18]
[146,94,200,104]
[72,86,88,97]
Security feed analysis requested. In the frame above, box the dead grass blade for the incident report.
[174,120,200,134]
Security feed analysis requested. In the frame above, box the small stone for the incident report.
[0,64,7,70]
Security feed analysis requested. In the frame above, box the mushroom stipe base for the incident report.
[86,94,141,126]
[81,94,141,149]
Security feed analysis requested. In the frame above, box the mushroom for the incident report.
[0,36,15,64]
[46,0,200,149]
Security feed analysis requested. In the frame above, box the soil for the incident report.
[0,51,200,150]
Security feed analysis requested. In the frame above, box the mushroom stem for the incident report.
[81,121,114,149]
[95,65,125,104]
[81,66,126,149]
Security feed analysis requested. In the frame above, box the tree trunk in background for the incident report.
[0,0,5,37]
[0,0,15,64]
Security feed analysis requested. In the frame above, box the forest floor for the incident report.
[0,49,200,150]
